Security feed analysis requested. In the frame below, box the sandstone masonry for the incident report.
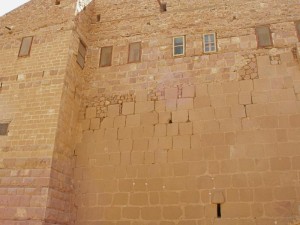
[1,0,300,225]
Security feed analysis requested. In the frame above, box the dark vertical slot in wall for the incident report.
[217,204,222,218]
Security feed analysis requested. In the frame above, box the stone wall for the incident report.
[0,0,81,224]
[74,0,300,225]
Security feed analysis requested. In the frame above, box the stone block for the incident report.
[184,205,204,219]
[173,135,191,149]
[112,193,128,205]
[246,104,266,117]
[239,92,252,105]
[141,112,158,125]
[122,102,135,115]
[158,137,172,149]
[189,108,215,121]
[167,123,179,136]
[231,105,246,118]
[90,118,100,130]
[180,191,200,203]
[119,139,133,152]
[118,127,132,139]
[211,95,227,107]
[166,99,177,111]
[208,83,223,95]
[194,96,211,108]
[104,128,118,140]
[108,104,120,117]
[179,122,193,135]
[172,110,189,123]
[101,117,114,128]
[82,119,90,130]
[122,207,140,219]
[131,151,144,164]
[168,149,183,162]
[222,81,239,93]
[239,80,253,91]
[155,100,166,112]
[182,85,195,97]
[222,203,251,218]
[177,98,194,110]
[104,207,121,220]
[135,101,154,113]
[165,88,178,99]
[154,124,167,136]
[114,116,126,128]
[135,90,148,101]
[141,207,161,220]
[126,114,140,127]
[196,84,208,96]
[159,112,171,123]
[86,107,96,119]
[130,193,148,205]
[215,107,231,119]
[270,157,291,170]
[133,139,148,151]
[163,206,182,219]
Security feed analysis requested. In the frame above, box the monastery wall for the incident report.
[74,0,300,225]
[0,0,82,224]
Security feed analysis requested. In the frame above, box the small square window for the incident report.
[100,46,113,67]
[256,26,273,48]
[295,21,300,41]
[128,42,141,63]
[203,33,217,53]
[18,36,33,57]
[77,40,87,69]
[173,36,185,57]
[0,123,9,136]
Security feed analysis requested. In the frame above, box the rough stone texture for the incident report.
[1,0,300,225]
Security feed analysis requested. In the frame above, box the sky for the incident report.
[0,0,30,16]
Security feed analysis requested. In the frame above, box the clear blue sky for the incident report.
[0,0,30,16]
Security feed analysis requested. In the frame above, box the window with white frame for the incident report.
[203,33,217,53]
[173,36,185,56]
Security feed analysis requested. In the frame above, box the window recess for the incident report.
[173,36,185,57]
[203,33,217,53]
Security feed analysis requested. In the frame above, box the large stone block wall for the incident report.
[74,0,300,225]
[0,0,82,224]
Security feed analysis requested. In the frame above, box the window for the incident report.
[100,46,113,67]
[18,36,33,57]
[173,36,185,56]
[77,40,87,69]
[256,26,273,48]
[203,33,217,53]
[128,42,141,63]
[296,21,300,40]
[0,123,9,136]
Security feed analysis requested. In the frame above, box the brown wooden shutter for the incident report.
[256,26,272,48]
[128,42,141,63]
[0,123,9,135]
[18,36,33,57]
[296,21,300,40]
[77,41,87,69]
[100,46,113,67]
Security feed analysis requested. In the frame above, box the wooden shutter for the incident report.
[18,36,33,57]
[100,46,113,67]
[0,123,9,135]
[128,42,141,63]
[256,26,272,48]
[77,41,86,69]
